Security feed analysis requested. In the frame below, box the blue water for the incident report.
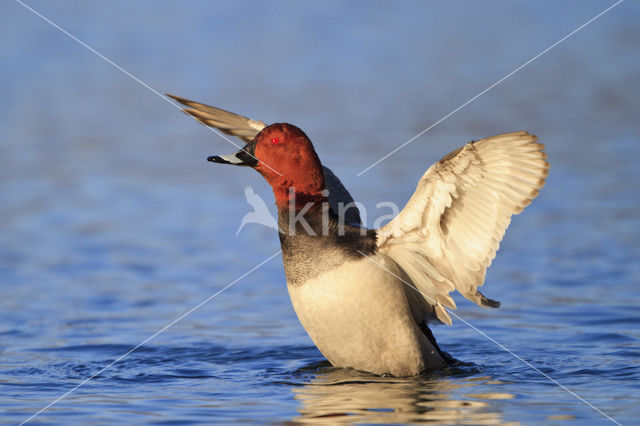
[2,1,639,424]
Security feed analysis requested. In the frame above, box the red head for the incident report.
[208,123,326,209]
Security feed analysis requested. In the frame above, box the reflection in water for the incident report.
[291,367,516,424]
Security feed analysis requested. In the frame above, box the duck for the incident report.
[167,94,549,376]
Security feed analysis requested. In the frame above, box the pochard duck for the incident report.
[168,94,549,376]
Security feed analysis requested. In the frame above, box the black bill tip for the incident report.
[208,155,229,163]
[206,143,258,167]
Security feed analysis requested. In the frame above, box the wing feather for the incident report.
[377,131,549,324]
[167,94,266,142]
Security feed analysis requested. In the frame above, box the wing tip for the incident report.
[435,304,453,325]
[166,93,188,105]
[481,295,501,308]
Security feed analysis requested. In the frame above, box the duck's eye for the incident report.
[271,137,280,144]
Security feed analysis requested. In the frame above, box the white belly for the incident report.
[287,254,443,376]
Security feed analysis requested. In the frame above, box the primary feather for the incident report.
[167,94,266,143]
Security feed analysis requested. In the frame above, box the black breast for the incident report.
[278,205,377,285]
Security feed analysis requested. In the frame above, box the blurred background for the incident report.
[1,1,639,424]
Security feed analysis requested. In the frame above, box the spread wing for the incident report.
[376,131,549,324]
[167,94,266,143]
[168,94,362,224]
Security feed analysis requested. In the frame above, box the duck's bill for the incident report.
[207,143,257,167]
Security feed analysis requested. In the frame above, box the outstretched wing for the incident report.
[167,94,266,143]
[377,131,549,324]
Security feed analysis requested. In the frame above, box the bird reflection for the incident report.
[290,367,516,424]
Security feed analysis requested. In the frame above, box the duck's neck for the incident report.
[272,184,325,210]
[276,196,328,237]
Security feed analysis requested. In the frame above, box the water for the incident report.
[2,1,639,424]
